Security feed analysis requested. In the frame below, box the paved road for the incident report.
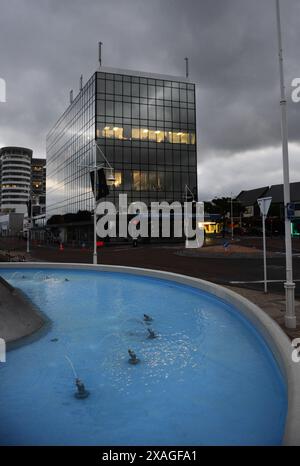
[26,243,300,298]
[1,237,300,297]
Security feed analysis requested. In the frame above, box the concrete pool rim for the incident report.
[0,262,299,446]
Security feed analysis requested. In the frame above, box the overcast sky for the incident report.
[0,0,299,200]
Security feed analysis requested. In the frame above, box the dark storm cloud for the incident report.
[0,0,299,187]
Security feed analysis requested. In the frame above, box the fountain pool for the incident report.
[0,266,289,445]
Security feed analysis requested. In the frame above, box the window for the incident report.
[114,101,122,117]
[113,171,122,188]
[140,172,148,190]
[148,86,155,99]
[103,126,114,138]
[155,130,165,143]
[98,100,105,114]
[97,125,195,145]
[188,91,194,103]
[180,89,187,101]
[188,109,195,123]
[123,82,131,95]
[140,105,147,119]
[157,172,165,191]
[148,106,156,120]
[132,83,139,96]
[132,128,140,140]
[172,107,180,122]
[166,131,173,143]
[164,106,172,121]
[148,130,157,142]
[156,86,164,99]
[106,80,114,94]
[112,127,123,139]
[180,132,190,144]
[132,103,139,118]
[106,101,114,115]
[115,81,122,94]
[123,102,131,118]
[132,171,165,191]
[132,171,141,190]
[180,108,187,123]
[172,88,179,101]
[172,132,181,144]
[157,106,163,120]
[140,128,149,141]
[147,172,156,191]
[164,87,172,100]
[140,84,147,97]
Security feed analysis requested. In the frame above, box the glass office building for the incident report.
[46,68,197,221]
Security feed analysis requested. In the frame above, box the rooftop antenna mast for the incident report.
[98,41,103,69]
[184,57,189,78]
[79,74,83,92]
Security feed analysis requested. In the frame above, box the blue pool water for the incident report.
[0,268,287,445]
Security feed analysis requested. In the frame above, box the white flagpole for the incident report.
[275,0,296,328]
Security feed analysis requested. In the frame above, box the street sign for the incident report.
[257,197,272,217]
[257,196,272,293]
[287,202,295,220]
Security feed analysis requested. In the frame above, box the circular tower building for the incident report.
[0,146,32,214]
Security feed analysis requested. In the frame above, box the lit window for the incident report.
[113,171,122,188]
[98,125,195,145]
[141,129,148,141]
[148,130,157,142]
[166,131,173,143]
[132,171,141,190]
[155,130,165,143]
[103,126,114,138]
[140,171,148,190]
[113,127,123,139]
[172,132,181,144]
[132,128,140,140]
[132,171,165,191]
[180,132,190,144]
[148,172,157,191]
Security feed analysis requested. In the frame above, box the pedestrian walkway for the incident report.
[226,285,300,340]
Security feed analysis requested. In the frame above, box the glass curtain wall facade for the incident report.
[46,74,96,218]
[46,70,197,220]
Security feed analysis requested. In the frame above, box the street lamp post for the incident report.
[26,219,30,254]
[275,0,296,328]
[92,146,97,264]
[80,140,115,265]
[26,194,32,254]
[230,195,234,241]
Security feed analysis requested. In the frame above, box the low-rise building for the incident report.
[0,212,24,236]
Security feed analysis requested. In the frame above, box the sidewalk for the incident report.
[225,285,300,340]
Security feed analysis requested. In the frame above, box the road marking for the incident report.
[229,279,300,284]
